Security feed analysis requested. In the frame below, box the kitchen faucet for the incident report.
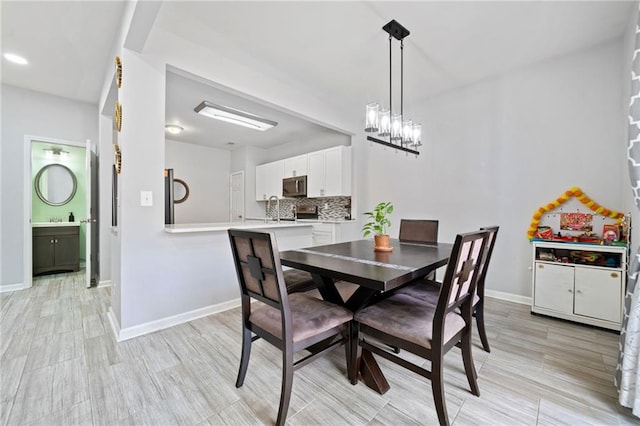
[267,195,280,223]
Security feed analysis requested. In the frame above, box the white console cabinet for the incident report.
[531,240,626,331]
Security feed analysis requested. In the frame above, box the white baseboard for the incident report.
[0,282,29,293]
[109,298,242,342]
[485,289,531,305]
[97,280,111,288]
[107,307,121,341]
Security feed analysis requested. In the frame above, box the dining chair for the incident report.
[399,219,439,280]
[228,229,353,426]
[282,268,316,293]
[399,219,439,244]
[398,225,499,353]
[350,229,489,426]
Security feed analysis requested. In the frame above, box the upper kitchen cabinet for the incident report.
[255,160,284,201]
[307,146,351,198]
[283,154,308,178]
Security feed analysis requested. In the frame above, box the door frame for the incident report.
[23,135,87,289]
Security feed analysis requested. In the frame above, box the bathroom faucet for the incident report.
[267,195,280,223]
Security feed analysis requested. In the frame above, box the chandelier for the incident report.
[364,20,421,156]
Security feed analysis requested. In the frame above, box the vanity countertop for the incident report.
[32,222,80,227]
[164,221,314,234]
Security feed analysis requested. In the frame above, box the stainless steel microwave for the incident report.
[282,176,307,198]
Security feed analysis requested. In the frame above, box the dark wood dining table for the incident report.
[279,238,453,394]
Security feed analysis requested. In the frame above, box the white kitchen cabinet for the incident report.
[283,154,307,178]
[311,223,335,246]
[531,241,626,330]
[307,146,351,198]
[255,160,284,201]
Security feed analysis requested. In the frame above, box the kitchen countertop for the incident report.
[245,217,357,224]
[32,222,80,227]
[164,221,314,234]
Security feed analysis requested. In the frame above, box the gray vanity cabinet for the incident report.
[33,226,80,275]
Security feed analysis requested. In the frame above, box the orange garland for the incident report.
[527,186,624,240]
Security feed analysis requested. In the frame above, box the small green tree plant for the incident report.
[362,201,394,237]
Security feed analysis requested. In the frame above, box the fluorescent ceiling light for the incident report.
[165,124,184,135]
[3,53,28,65]
[194,101,277,131]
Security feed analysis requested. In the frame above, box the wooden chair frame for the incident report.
[229,229,351,426]
[474,226,499,352]
[351,230,489,426]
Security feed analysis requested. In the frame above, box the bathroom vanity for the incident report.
[32,223,80,275]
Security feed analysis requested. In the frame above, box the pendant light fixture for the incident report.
[365,20,421,155]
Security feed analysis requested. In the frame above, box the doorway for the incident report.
[230,171,244,222]
[23,135,99,289]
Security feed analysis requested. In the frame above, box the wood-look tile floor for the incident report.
[1,271,639,425]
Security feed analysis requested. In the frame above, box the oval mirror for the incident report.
[174,178,189,204]
[34,164,77,206]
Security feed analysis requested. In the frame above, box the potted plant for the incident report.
[362,201,394,251]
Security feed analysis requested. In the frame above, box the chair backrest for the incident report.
[476,226,499,295]
[399,219,439,244]
[435,230,488,334]
[228,229,291,315]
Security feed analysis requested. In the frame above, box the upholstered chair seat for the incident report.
[250,293,352,343]
[283,269,316,293]
[354,293,466,350]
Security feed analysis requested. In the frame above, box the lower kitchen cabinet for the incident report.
[311,223,334,246]
[33,225,80,275]
[531,240,626,330]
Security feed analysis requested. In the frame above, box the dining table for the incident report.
[279,238,453,394]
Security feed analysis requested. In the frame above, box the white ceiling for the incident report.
[1,1,126,103]
[2,1,634,149]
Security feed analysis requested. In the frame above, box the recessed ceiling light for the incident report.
[165,124,184,135]
[194,101,278,131]
[3,53,28,65]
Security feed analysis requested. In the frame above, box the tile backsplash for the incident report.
[265,196,351,221]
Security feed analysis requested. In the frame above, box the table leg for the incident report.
[312,277,391,394]
[311,274,343,304]
[359,350,390,394]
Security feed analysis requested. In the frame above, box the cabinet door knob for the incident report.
[611,272,619,278]
[50,239,54,244]
[568,289,573,293]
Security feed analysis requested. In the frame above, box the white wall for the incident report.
[165,139,231,223]
[0,84,98,288]
[363,40,625,299]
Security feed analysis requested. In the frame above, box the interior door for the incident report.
[230,171,244,222]
[84,139,98,287]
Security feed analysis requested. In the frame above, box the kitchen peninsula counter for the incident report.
[164,221,314,234]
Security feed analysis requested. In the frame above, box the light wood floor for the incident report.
[1,271,639,425]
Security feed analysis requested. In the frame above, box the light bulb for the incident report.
[365,103,379,132]
[378,109,390,136]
